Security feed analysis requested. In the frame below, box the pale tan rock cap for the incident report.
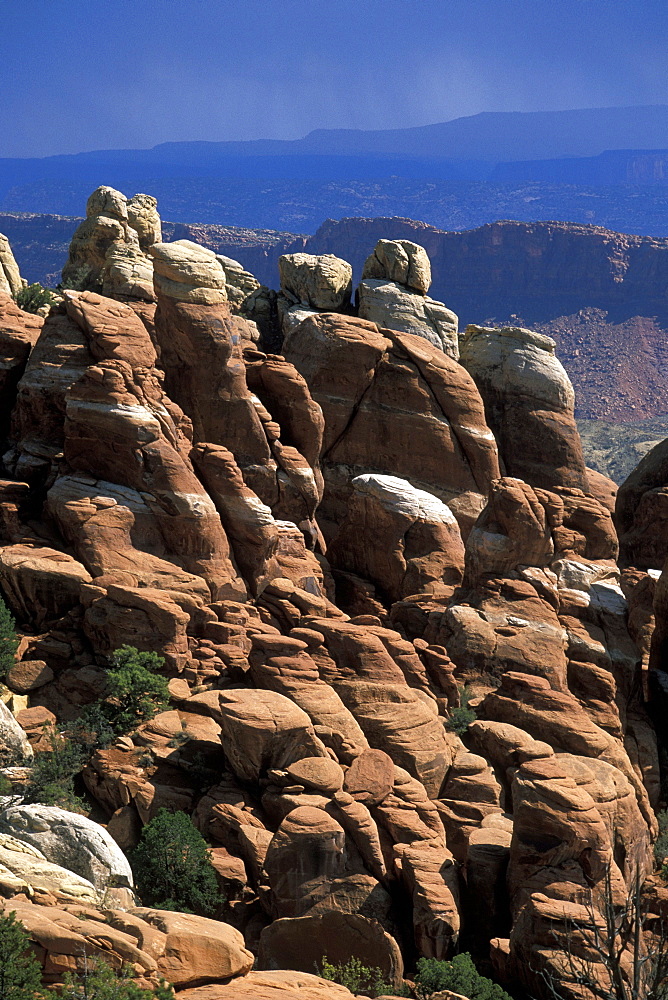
[127,192,162,248]
[85,184,128,221]
[279,252,352,310]
[362,238,432,294]
[460,323,575,411]
[150,239,228,304]
[0,233,24,297]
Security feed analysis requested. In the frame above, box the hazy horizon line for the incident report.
[6,101,668,162]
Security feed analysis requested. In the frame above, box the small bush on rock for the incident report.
[0,910,43,1000]
[0,595,18,681]
[445,687,477,736]
[25,726,86,812]
[319,956,403,997]
[67,702,117,753]
[130,808,222,916]
[15,282,58,314]
[23,645,169,812]
[101,645,170,735]
[415,954,513,1000]
[55,951,174,998]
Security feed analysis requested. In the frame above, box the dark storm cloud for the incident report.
[1,0,667,156]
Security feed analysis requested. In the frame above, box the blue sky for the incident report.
[2,0,668,157]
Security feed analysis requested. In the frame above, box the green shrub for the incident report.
[445,705,477,735]
[25,726,86,812]
[51,644,168,755]
[67,702,117,753]
[0,595,18,682]
[0,910,43,1000]
[445,685,477,736]
[319,956,404,997]
[414,954,513,1000]
[102,646,169,735]
[129,808,222,916]
[15,282,58,314]
[0,773,14,796]
[21,645,169,813]
[59,264,97,293]
[655,809,668,873]
[56,952,174,998]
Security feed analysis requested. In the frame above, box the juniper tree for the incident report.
[0,910,43,1000]
[0,594,18,681]
[130,808,221,916]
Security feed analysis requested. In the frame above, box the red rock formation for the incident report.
[0,217,662,1000]
[152,265,322,529]
[5,307,90,487]
[62,360,245,600]
[283,313,500,540]
[304,618,451,797]
[0,293,43,444]
[328,474,465,603]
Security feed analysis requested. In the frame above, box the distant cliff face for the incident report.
[305,217,668,316]
[304,217,668,421]
[5,210,668,420]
